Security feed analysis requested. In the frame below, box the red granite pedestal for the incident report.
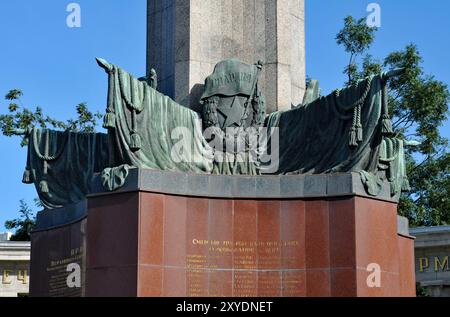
[85,191,416,297]
[30,216,86,297]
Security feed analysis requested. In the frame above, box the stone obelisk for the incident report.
[147,0,306,113]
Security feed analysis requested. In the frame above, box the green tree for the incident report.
[336,16,450,227]
[336,16,377,85]
[4,199,38,241]
[0,89,103,146]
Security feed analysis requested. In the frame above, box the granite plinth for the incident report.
[84,169,415,297]
[29,169,415,297]
[89,169,399,202]
[30,205,86,297]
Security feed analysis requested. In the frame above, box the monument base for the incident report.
[84,170,415,297]
[30,201,87,297]
[29,170,415,297]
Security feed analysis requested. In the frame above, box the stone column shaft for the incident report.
[147,0,305,113]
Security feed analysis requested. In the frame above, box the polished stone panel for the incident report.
[31,169,415,297]
[30,216,86,297]
[90,169,398,202]
[83,190,415,297]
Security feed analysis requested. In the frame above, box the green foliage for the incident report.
[336,16,450,227]
[416,283,430,297]
[5,89,23,101]
[361,55,382,79]
[4,199,38,242]
[399,152,450,226]
[385,45,449,155]
[336,16,377,85]
[384,45,449,226]
[0,90,103,146]
[66,102,103,133]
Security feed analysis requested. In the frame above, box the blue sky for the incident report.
[0,0,449,231]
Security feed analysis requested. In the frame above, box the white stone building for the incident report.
[411,226,450,297]
[0,233,30,297]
